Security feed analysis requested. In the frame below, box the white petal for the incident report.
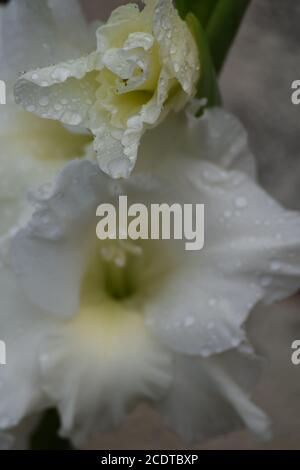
[1,231,172,444]
[38,304,172,446]
[93,65,178,178]
[0,105,91,237]
[139,110,300,356]
[14,54,99,129]
[14,0,199,178]
[0,242,55,429]
[0,0,93,84]
[137,107,256,178]
[10,157,187,317]
[5,416,40,450]
[145,158,300,356]
[0,0,93,238]
[96,2,141,55]
[159,348,271,443]
[11,159,109,317]
[152,0,199,95]
[46,0,95,54]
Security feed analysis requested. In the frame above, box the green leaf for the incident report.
[175,0,188,18]
[186,13,221,111]
[30,409,73,450]
[176,0,251,74]
[206,0,251,73]
[175,0,218,27]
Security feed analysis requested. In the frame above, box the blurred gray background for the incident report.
[80,0,300,450]
[221,0,300,211]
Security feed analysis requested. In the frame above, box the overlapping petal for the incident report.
[0,0,94,86]
[160,348,271,443]
[14,0,200,178]
[11,108,300,359]
[1,106,288,444]
[0,0,93,237]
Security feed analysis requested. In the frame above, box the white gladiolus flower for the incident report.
[2,107,300,446]
[14,0,200,179]
[0,0,94,237]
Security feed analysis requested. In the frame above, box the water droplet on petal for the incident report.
[115,255,126,268]
[184,316,195,327]
[270,260,281,272]
[231,337,240,347]
[69,113,82,126]
[39,97,49,107]
[51,67,69,81]
[235,197,248,209]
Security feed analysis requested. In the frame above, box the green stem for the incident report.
[206,0,251,74]
[187,13,221,108]
[176,0,252,75]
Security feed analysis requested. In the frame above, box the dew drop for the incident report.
[69,113,82,126]
[51,67,69,81]
[39,97,49,107]
[184,316,195,327]
[231,337,240,348]
[270,260,281,272]
[224,210,232,219]
[235,196,248,209]
[114,255,126,268]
